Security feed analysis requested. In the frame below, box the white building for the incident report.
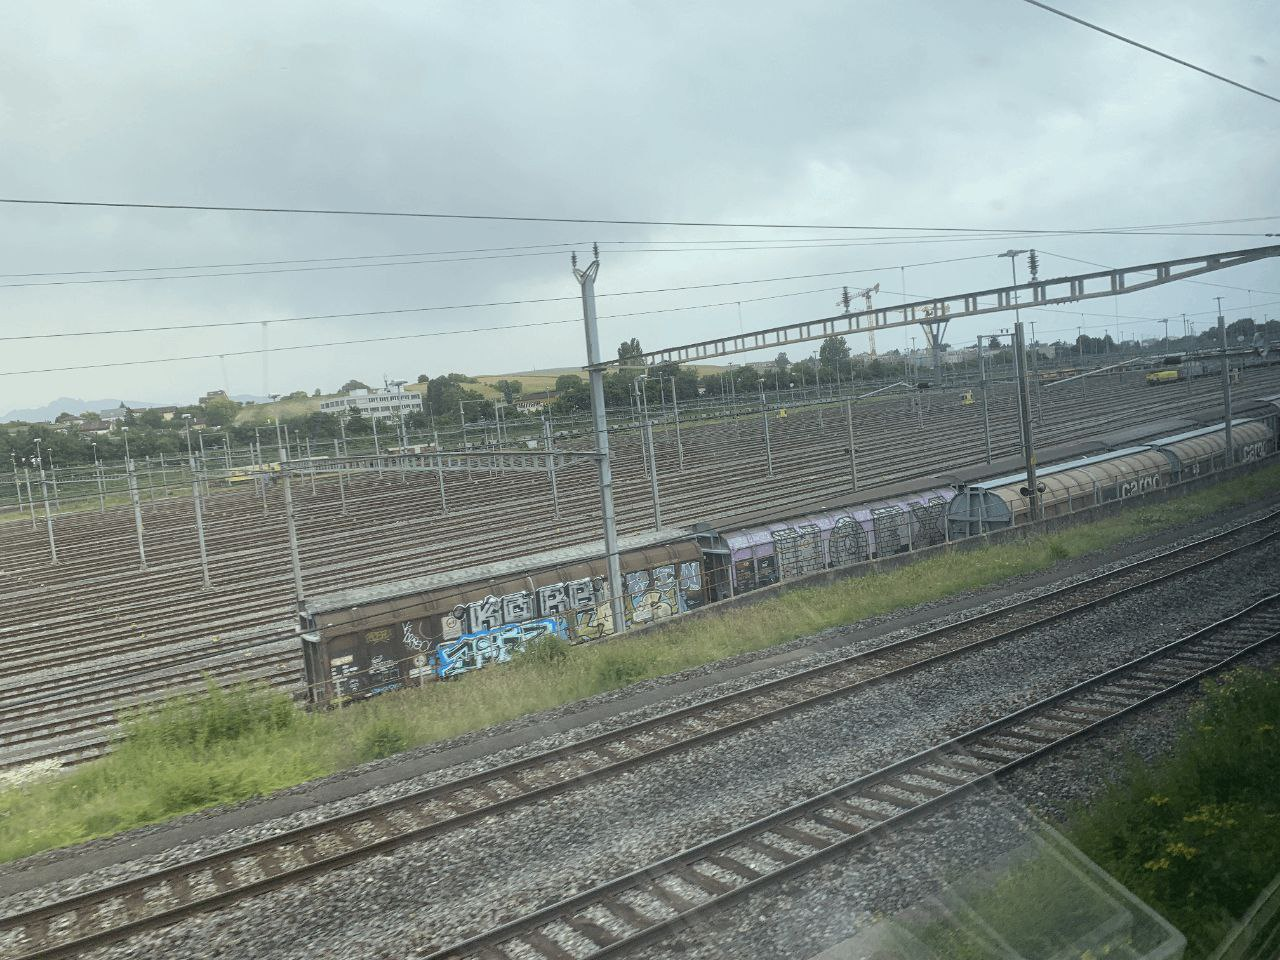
[320,388,423,421]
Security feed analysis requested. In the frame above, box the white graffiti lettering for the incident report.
[1118,474,1161,498]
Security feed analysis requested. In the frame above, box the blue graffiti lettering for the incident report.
[435,617,566,679]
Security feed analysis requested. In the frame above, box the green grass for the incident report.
[901,664,1280,960]
[1068,666,1280,958]
[2,464,1279,863]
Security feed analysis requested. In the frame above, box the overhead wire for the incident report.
[2,226,1276,290]
[3,195,1279,234]
[1017,0,1280,106]
[0,254,995,342]
[5,294,1274,379]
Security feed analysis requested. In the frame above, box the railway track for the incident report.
[2,369,1277,770]
[2,509,1275,958]
[420,593,1280,960]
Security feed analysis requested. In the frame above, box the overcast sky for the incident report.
[1,0,1277,415]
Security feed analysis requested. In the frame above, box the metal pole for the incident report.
[1013,321,1041,522]
[95,455,105,513]
[190,451,211,588]
[158,453,168,499]
[197,430,208,497]
[332,439,348,515]
[127,457,147,569]
[371,416,382,478]
[257,442,269,517]
[306,437,318,493]
[643,417,662,530]
[37,462,57,564]
[575,250,627,634]
[24,467,36,529]
[48,453,60,512]
[436,451,448,515]
[280,457,306,609]
[845,399,859,491]
[10,456,22,516]
[1218,301,1233,464]
[978,335,993,464]
[1029,319,1043,425]
[145,456,155,501]
[543,417,560,519]
[459,402,471,480]
[669,375,684,470]
[634,379,649,475]
[761,384,773,477]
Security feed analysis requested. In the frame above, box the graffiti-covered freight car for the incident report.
[714,485,956,592]
[301,530,710,705]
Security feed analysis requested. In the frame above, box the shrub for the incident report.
[357,721,409,761]
[516,633,570,668]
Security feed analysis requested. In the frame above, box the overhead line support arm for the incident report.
[597,244,1280,369]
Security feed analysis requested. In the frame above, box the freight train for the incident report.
[299,395,1280,706]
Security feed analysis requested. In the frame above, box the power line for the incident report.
[0,284,891,376]
[1018,0,1280,106]
[0,241,586,279]
[6,214,1275,278]
[5,292,1273,380]
[4,194,1280,234]
[0,254,993,343]
[0,319,580,378]
[4,227,1276,290]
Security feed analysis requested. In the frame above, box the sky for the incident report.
[1,0,1278,416]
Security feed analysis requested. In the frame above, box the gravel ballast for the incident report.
[27,525,1278,960]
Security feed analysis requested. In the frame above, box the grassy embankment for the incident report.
[905,666,1280,960]
[2,463,1279,863]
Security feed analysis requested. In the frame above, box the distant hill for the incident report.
[1,397,172,424]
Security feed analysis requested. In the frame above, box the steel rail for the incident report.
[421,593,1280,960]
[4,510,1277,958]
[2,369,1277,767]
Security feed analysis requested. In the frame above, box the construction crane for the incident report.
[840,283,881,357]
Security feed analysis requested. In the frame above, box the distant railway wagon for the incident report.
[1038,367,1083,383]
[299,401,1280,708]
[946,418,1276,535]
[716,486,954,593]
[226,462,282,483]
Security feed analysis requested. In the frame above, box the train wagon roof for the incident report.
[1091,417,1198,449]
[969,446,1154,490]
[1145,418,1257,447]
[703,475,949,533]
[934,441,1106,487]
[303,526,694,617]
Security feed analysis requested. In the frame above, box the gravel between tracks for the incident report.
[25,529,1278,960]
[4,498,1277,893]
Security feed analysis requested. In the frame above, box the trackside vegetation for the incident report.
[1,464,1279,863]
[904,665,1280,960]
[1071,666,1280,958]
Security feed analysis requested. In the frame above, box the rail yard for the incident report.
[2,456,1278,959]
[5,6,1280,954]
[4,366,1280,775]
